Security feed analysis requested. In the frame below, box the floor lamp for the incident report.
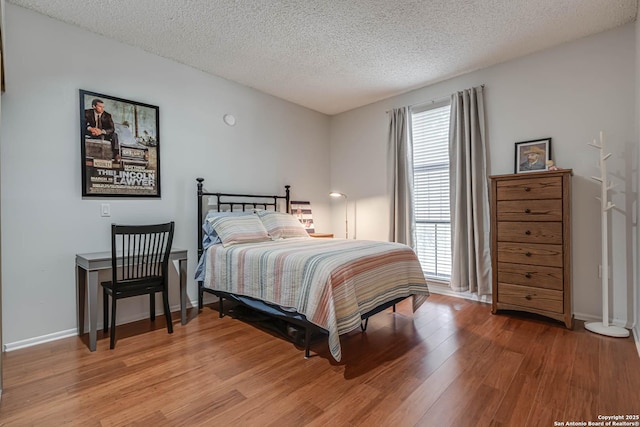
[330,192,348,239]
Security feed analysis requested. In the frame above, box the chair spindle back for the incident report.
[111,223,175,284]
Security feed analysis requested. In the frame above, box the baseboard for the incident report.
[4,328,78,352]
[426,282,492,304]
[427,285,637,338]
[8,294,637,357]
[573,311,634,329]
[3,300,199,352]
[572,311,601,324]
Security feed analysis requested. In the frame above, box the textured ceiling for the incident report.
[8,0,638,115]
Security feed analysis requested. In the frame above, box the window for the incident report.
[411,103,452,280]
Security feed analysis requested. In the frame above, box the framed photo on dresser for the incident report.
[514,138,551,174]
[79,89,160,197]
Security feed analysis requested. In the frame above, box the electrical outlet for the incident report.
[101,203,111,217]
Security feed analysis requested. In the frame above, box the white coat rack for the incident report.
[584,131,629,337]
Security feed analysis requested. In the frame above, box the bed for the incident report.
[195,178,430,361]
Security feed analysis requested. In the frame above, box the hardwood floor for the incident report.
[1,294,638,426]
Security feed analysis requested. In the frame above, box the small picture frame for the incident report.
[514,138,551,173]
[290,200,315,233]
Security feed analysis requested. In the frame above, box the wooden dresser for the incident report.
[490,169,572,328]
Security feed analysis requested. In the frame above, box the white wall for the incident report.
[635,8,640,346]
[0,0,5,391]
[331,24,637,327]
[0,4,331,347]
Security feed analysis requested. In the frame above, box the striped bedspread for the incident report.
[202,237,429,361]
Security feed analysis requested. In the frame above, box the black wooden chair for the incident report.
[101,222,175,349]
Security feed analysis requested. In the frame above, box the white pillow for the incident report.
[256,210,311,240]
[207,214,271,247]
[203,210,253,247]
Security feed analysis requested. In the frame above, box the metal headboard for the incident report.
[196,177,291,261]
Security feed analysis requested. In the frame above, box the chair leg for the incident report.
[150,293,156,321]
[103,288,109,333]
[110,297,117,349]
[163,290,173,334]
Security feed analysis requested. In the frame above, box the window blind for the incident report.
[411,103,452,280]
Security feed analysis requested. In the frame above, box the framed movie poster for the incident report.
[80,89,160,197]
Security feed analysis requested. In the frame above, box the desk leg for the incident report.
[76,266,87,336]
[88,271,99,351]
[179,259,187,325]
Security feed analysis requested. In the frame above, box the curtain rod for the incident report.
[385,94,448,114]
[386,84,485,114]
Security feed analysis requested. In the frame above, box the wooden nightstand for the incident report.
[308,233,333,238]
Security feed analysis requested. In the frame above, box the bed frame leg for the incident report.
[360,318,369,332]
[393,304,396,312]
[304,326,311,359]
[198,282,204,310]
[218,297,224,318]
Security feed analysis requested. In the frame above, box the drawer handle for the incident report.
[524,187,531,192]
[524,208,531,214]
[525,252,532,257]
[525,272,532,278]
[525,294,533,300]
[525,230,531,235]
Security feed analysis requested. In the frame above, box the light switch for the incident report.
[101,203,111,217]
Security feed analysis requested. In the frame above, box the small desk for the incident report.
[76,247,188,351]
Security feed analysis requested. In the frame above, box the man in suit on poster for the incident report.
[85,98,120,161]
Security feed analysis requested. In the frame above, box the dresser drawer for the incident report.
[497,283,563,313]
[497,262,563,290]
[497,242,563,267]
[496,199,562,222]
[496,176,562,200]
[497,221,562,244]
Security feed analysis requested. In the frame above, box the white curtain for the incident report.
[388,107,416,248]
[449,86,492,294]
